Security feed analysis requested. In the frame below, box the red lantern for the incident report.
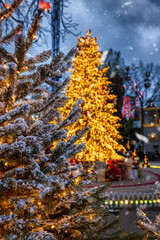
[102,86,105,90]
[39,0,45,8]
[39,0,51,11]
[4,3,9,9]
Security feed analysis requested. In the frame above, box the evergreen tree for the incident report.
[60,30,125,163]
[0,4,127,240]
[103,48,126,118]
[137,208,160,240]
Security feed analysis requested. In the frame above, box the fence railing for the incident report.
[104,192,160,208]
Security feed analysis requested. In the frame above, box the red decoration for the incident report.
[82,111,87,116]
[123,81,145,118]
[102,86,105,89]
[69,173,74,179]
[70,159,78,166]
[135,97,139,110]
[39,0,51,11]
[4,3,9,9]
[17,28,22,35]
[122,96,132,119]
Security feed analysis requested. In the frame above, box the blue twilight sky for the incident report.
[61,0,160,65]
[32,0,160,65]
[34,0,158,66]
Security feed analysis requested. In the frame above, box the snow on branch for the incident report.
[0,46,17,64]
[0,24,23,45]
[0,0,23,21]
[26,50,52,65]
[39,129,68,149]
[25,9,43,51]
[60,99,83,128]
[0,118,29,137]
[0,103,31,124]
[0,178,43,199]
[66,126,90,146]
[54,46,76,70]
[28,231,56,240]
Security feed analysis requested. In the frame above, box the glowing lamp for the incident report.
[39,1,51,11]
[149,132,157,140]
[63,192,66,197]
[4,3,9,9]
[104,200,108,205]
[120,200,124,205]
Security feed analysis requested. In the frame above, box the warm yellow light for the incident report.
[149,133,157,140]
[71,191,74,194]
[51,225,55,229]
[33,35,38,40]
[63,192,66,197]
[58,30,126,164]
[125,200,129,205]
[38,202,41,206]
[75,178,79,184]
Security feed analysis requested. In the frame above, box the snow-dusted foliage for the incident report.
[137,208,160,239]
[0,3,122,240]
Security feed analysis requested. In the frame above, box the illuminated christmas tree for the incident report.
[60,30,125,163]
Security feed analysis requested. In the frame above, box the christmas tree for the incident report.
[137,208,160,239]
[60,30,125,163]
[0,3,127,240]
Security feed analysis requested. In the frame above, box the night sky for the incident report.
[59,0,160,65]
